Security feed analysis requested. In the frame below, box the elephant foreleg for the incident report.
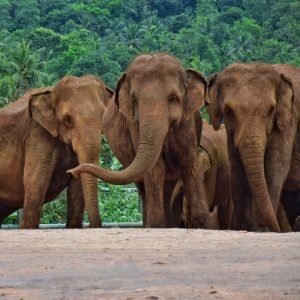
[22,139,58,229]
[66,177,85,228]
[277,203,292,232]
[143,157,166,228]
[263,137,295,231]
[181,152,210,228]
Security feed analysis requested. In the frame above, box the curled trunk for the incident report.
[240,141,280,232]
[70,119,169,185]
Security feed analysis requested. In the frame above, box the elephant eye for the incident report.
[63,115,73,128]
[168,95,179,104]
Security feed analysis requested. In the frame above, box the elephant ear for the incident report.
[184,69,207,120]
[207,73,222,130]
[276,74,294,131]
[104,86,115,106]
[91,75,115,107]
[29,90,58,137]
[115,73,135,123]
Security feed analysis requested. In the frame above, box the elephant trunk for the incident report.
[76,141,102,228]
[239,137,280,232]
[69,118,169,185]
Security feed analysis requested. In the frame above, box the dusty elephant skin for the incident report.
[273,64,300,231]
[171,120,233,229]
[0,229,300,300]
[0,76,113,229]
[68,53,211,228]
[208,63,298,232]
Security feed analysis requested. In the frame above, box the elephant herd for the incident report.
[0,53,299,233]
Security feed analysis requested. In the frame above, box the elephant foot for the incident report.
[205,208,219,230]
[66,222,83,229]
[294,216,300,232]
[20,223,39,229]
[252,225,270,232]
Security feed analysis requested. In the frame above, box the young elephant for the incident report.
[68,53,212,228]
[208,63,297,232]
[0,76,112,228]
[170,121,232,229]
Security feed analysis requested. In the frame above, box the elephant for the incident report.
[170,120,233,229]
[273,64,300,231]
[207,62,297,232]
[68,53,212,228]
[0,75,113,228]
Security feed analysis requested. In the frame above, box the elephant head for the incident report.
[207,63,295,232]
[68,53,206,184]
[28,76,113,227]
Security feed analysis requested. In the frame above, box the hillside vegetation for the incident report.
[0,0,299,104]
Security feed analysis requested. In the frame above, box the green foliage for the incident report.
[41,191,67,224]
[1,0,298,102]
[0,38,50,105]
[98,185,142,223]
[40,184,141,224]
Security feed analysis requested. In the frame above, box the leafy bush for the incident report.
[3,184,141,225]
[40,184,141,224]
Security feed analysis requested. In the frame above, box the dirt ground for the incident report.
[0,229,300,300]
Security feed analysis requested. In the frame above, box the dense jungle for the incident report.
[1,0,299,224]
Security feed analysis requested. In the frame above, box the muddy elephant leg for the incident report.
[180,150,210,228]
[263,134,295,229]
[213,159,232,229]
[277,202,292,232]
[143,158,166,228]
[66,177,85,228]
[22,143,57,229]
[168,179,185,227]
[163,179,179,227]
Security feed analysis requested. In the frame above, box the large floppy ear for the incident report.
[104,86,115,106]
[276,74,294,131]
[184,69,207,120]
[207,73,222,130]
[115,73,135,123]
[28,90,58,137]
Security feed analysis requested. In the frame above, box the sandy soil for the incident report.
[0,229,300,300]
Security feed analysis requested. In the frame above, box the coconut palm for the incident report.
[4,39,49,100]
[119,23,147,50]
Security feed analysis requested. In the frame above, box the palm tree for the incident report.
[119,23,146,50]
[6,39,49,100]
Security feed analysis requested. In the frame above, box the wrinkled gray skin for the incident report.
[208,63,297,232]
[170,121,233,229]
[68,53,213,228]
